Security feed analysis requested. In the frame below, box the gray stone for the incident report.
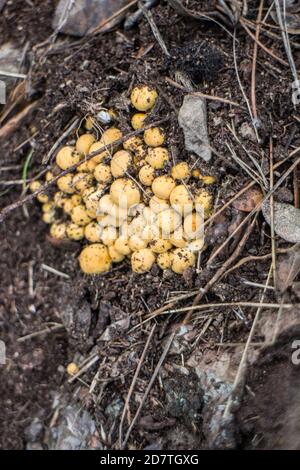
[262,200,300,243]
[178,94,211,162]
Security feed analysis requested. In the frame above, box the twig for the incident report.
[0,70,27,79]
[0,101,39,141]
[119,324,156,449]
[251,0,264,122]
[41,263,70,279]
[42,117,80,165]
[269,137,277,288]
[139,1,170,56]
[17,323,64,342]
[167,301,293,315]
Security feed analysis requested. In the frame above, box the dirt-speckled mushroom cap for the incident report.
[131,248,155,273]
[79,243,111,274]
[171,248,195,274]
[130,86,158,112]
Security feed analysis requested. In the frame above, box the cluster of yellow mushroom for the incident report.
[31,85,215,275]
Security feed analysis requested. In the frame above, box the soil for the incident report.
[0,0,300,450]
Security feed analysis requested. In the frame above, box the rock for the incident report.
[262,200,300,243]
[178,94,211,162]
[0,42,24,102]
[239,122,256,142]
[24,418,43,443]
[48,403,101,450]
[53,0,131,37]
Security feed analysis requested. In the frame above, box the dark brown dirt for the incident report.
[0,0,299,450]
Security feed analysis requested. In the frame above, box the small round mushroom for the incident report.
[183,211,204,240]
[129,235,148,251]
[131,112,148,130]
[79,243,111,274]
[114,236,131,255]
[71,204,92,226]
[42,211,56,224]
[171,162,191,180]
[100,225,118,246]
[152,175,175,200]
[29,180,41,192]
[144,127,165,147]
[123,136,143,152]
[94,163,112,183]
[130,85,158,112]
[108,244,125,263]
[56,146,81,170]
[171,248,195,274]
[157,252,173,270]
[131,248,155,273]
[66,362,79,376]
[110,178,141,208]
[66,223,85,240]
[170,226,187,248]
[146,147,169,169]
[73,172,94,192]
[84,221,102,242]
[50,222,67,239]
[110,150,132,178]
[149,195,170,214]
[157,208,182,236]
[63,199,74,215]
[76,133,95,155]
[169,184,193,215]
[138,164,155,186]
[149,238,172,253]
[194,189,213,219]
[57,174,75,194]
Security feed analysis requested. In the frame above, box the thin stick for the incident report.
[17,323,64,342]
[251,0,264,121]
[42,117,80,165]
[119,324,156,449]
[167,301,292,315]
[269,137,277,288]
[120,330,175,449]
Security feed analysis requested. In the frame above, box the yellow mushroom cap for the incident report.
[169,184,193,215]
[71,194,82,206]
[66,223,85,240]
[141,224,160,242]
[94,163,112,183]
[157,208,182,236]
[128,214,146,237]
[88,141,107,164]
[129,235,148,251]
[76,133,95,155]
[171,248,195,274]
[45,171,54,182]
[42,202,55,213]
[149,238,172,253]
[131,248,155,273]
[183,211,204,240]
[29,180,42,192]
[131,112,148,130]
[66,362,79,376]
[79,243,111,274]
[201,175,216,185]
[73,172,94,192]
[54,191,68,208]
[71,204,92,226]
[157,252,173,270]
[114,236,131,255]
[57,174,75,194]
[144,127,165,147]
[37,192,49,204]
[56,146,81,170]
[146,147,169,169]
[108,244,125,263]
[84,221,102,242]
[123,136,143,152]
[130,85,158,112]
[138,164,155,186]
[110,150,132,178]
[63,199,74,215]
[152,175,175,200]
[187,238,205,252]
[42,211,56,224]
[171,161,191,180]
[170,226,187,248]
[50,222,67,240]
[101,127,122,145]
[194,189,213,219]
[149,195,170,214]
[85,188,105,214]
[100,225,118,246]
[110,178,141,208]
